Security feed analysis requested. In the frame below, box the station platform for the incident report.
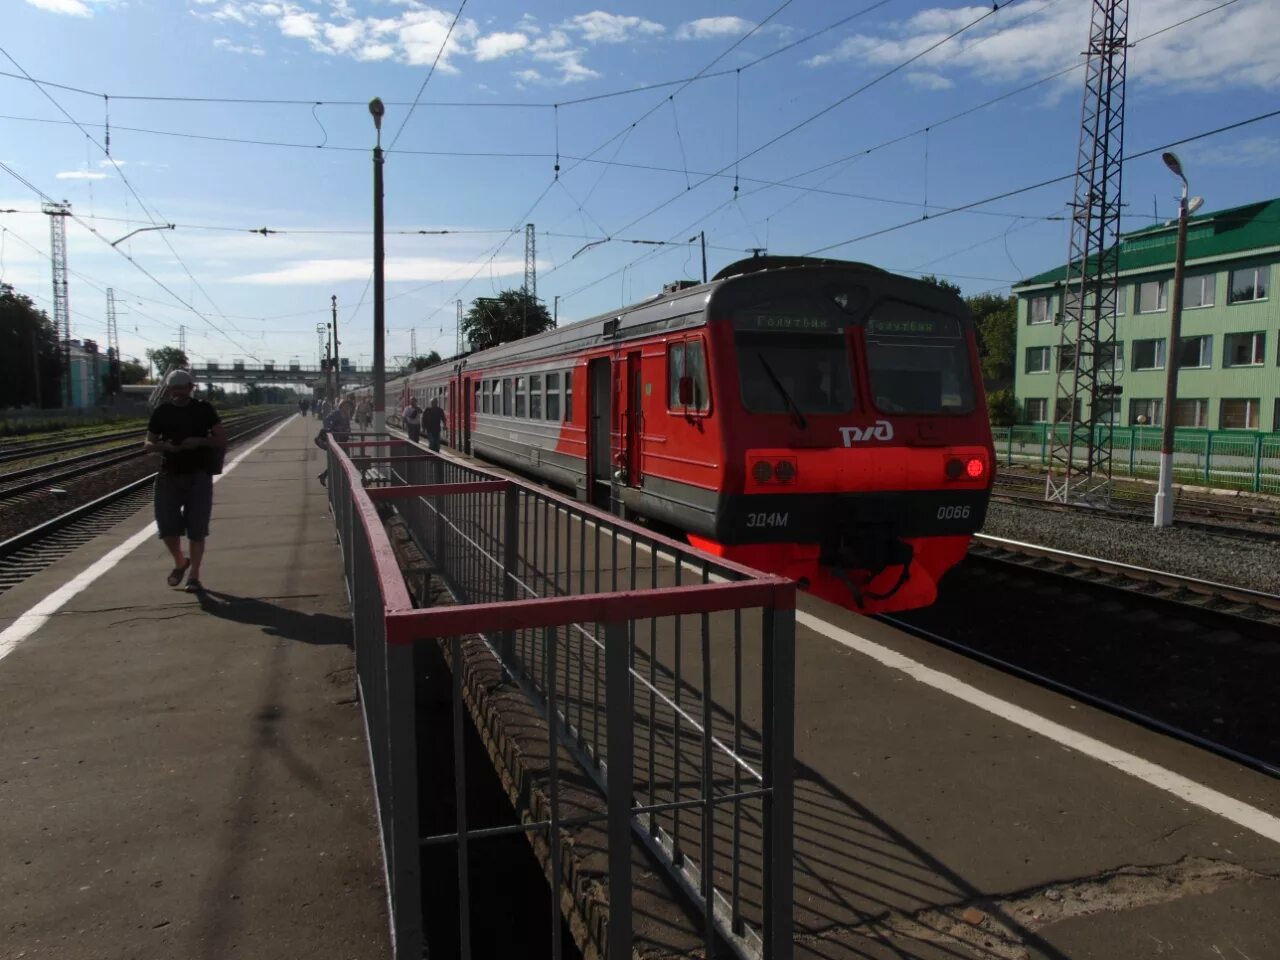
[0,416,388,959]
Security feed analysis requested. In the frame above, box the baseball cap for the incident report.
[167,369,195,387]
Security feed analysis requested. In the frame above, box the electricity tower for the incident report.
[1045,0,1128,507]
[524,223,536,302]
[456,299,464,356]
[106,288,120,397]
[42,201,72,407]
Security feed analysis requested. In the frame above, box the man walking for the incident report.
[423,397,445,453]
[144,369,226,593]
[317,397,354,487]
[402,396,421,444]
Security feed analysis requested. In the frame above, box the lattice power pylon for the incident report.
[524,222,536,302]
[42,201,72,407]
[456,298,464,355]
[1045,0,1128,507]
[106,287,121,397]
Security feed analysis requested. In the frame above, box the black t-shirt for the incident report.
[423,406,445,432]
[148,400,221,473]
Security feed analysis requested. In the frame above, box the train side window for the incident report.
[515,376,527,418]
[473,380,481,413]
[502,378,513,417]
[668,339,710,412]
[545,372,561,421]
[564,370,573,422]
[529,374,543,419]
[491,379,501,415]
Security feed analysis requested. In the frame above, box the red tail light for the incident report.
[965,457,985,479]
[945,455,987,481]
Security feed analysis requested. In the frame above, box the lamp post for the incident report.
[369,97,386,437]
[330,294,341,402]
[1153,152,1204,528]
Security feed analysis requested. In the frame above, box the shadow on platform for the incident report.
[195,589,353,648]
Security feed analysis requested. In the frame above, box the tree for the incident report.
[462,289,553,351]
[146,346,189,379]
[986,388,1017,427]
[918,274,962,297]
[119,357,148,385]
[412,350,442,371]
[965,292,1016,385]
[0,282,63,408]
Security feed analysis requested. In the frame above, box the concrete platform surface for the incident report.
[0,416,388,959]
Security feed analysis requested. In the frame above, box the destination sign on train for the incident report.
[867,313,960,338]
[737,312,839,333]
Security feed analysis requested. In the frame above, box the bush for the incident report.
[986,389,1017,427]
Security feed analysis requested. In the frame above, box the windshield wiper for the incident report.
[757,354,807,430]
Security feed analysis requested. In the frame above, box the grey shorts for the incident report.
[154,471,214,540]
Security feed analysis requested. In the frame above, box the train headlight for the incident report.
[944,458,964,480]
[752,460,773,483]
[774,459,796,483]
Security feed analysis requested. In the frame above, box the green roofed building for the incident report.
[1012,198,1279,432]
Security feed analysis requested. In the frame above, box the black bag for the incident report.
[206,444,227,476]
[313,428,329,450]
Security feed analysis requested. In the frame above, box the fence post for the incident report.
[1204,431,1213,485]
[762,605,795,960]
[1128,428,1137,477]
[604,621,633,959]
[1040,423,1048,465]
[385,639,424,960]
[500,485,519,664]
[1253,434,1264,493]
[1005,428,1013,466]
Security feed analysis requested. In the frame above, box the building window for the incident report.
[1131,338,1165,371]
[1025,346,1051,374]
[1114,286,1125,316]
[514,376,527,418]
[1093,398,1120,424]
[1224,332,1265,367]
[1228,265,1268,304]
[1098,341,1123,372]
[1057,344,1076,372]
[1176,335,1212,369]
[1024,398,1048,422]
[1220,398,1260,430]
[668,339,710,412]
[1172,398,1208,428]
[1129,398,1162,426]
[545,372,561,421]
[1028,295,1051,325]
[1183,273,1215,309]
[1136,279,1167,314]
[529,373,543,419]
[1274,398,1280,433]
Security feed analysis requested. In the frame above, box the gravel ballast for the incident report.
[979,500,1280,596]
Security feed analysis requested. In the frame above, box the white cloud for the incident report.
[278,9,320,40]
[514,68,543,84]
[1183,136,1280,169]
[56,169,109,180]
[322,20,364,52]
[802,0,1280,94]
[564,11,663,44]
[357,42,395,61]
[474,31,529,61]
[234,256,525,285]
[526,29,599,84]
[397,9,479,71]
[25,0,91,14]
[906,71,953,90]
[676,16,755,41]
[213,36,266,55]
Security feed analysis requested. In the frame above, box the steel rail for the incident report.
[879,613,1280,780]
[0,427,145,464]
[971,533,1280,616]
[0,412,289,563]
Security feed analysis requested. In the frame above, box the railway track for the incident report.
[0,412,289,596]
[0,426,145,466]
[969,532,1280,625]
[992,472,1280,543]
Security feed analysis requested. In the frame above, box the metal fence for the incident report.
[993,425,1280,495]
[326,433,797,960]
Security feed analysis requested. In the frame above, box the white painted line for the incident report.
[0,415,297,665]
[796,609,1280,847]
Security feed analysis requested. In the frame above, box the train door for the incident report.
[587,357,612,509]
[462,375,472,455]
[445,382,453,448]
[623,350,643,486]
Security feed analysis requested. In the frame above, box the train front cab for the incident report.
[688,266,994,614]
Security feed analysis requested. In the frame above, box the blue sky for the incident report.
[2,0,1278,369]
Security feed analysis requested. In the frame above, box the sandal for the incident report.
[185,579,204,593]
[167,559,191,587]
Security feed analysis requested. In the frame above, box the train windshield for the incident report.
[732,305,854,414]
[863,302,975,414]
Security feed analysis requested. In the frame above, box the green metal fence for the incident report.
[993,425,1280,495]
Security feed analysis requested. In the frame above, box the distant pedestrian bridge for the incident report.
[188,362,377,385]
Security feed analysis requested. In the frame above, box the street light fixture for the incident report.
[1153,152,1205,528]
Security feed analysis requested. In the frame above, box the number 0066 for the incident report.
[936,505,971,520]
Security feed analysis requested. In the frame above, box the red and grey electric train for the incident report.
[367,256,993,614]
